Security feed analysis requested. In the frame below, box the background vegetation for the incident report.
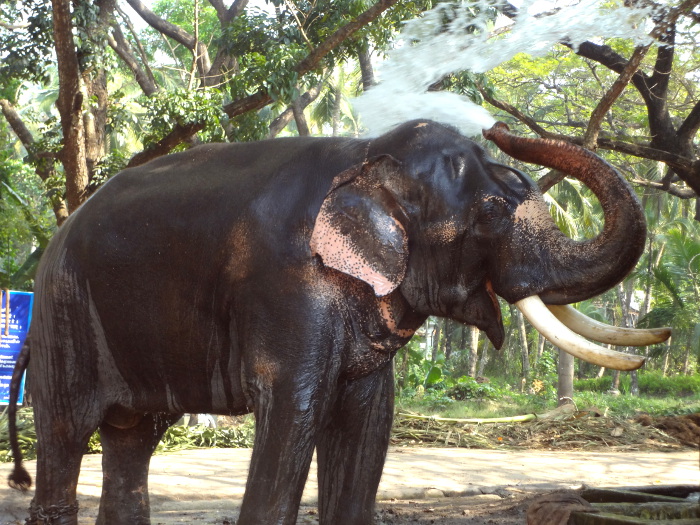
[1,0,698,430]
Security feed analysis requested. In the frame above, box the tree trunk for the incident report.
[662,336,671,376]
[268,81,323,138]
[292,96,310,136]
[630,365,639,395]
[535,333,546,366]
[616,282,639,396]
[84,0,115,184]
[612,369,621,390]
[682,333,692,374]
[357,44,375,90]
[397,347,409,391]
[331,85,341,137]
[52,0,90,214]
[477,342,490,376]
[557,349,575,405]
[469,325,479,377]
[430,318,442,361]
[517,310,530,381]
[444,320,454,360]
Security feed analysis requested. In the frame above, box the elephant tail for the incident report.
[7,341,32,492]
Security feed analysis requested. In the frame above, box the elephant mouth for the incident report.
[516,295,670,371]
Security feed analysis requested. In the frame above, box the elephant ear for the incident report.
[310,155,408,297]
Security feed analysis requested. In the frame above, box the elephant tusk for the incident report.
[516,296,645,371]
[546,304,671,347]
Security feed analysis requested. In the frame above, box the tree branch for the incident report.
[632,178,697,199]
[269,81,323,137]
[207,0,248,24]
[223,0,401,118]
[126,122,206,168]
[0,99,68,224]
[227,0,248,21]
[296,0,399,76]
[582,45,650,150]
[0,99,35,147]
[109,24,159,96]
[477,84,557,139]
[130,0,399,162]
[125,0,211,77]
[207,0,228,22]
[116,4,159,92]
[677,100,700,145]
[0,20,30,30]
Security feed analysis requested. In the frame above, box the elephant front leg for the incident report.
[316,363,395,525]
[238,362,338,525]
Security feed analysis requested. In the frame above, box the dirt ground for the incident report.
[2,411,697,525]
[142,492,553,524]
[355,493,534,525]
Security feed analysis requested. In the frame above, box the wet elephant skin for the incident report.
[11,120,645,525]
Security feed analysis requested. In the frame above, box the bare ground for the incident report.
[2,412,697,525]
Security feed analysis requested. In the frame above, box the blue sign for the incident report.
[0,291,33,404]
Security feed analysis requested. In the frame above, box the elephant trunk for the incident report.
[483,122,646,305]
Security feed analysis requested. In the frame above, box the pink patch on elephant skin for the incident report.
[377,297,416,339]
[310,204,402,296]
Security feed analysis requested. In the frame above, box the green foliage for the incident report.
[154,418,255,453]
[0,0,54,86]
[0,408,37,463]
[573,390,700,419]
[142,89,226,148]
[222,11,308,103]
[575,372,700,397]
[396,340,439,390]
[0,150,54,289]
[636,372,700,397]
[574,376,613,393]
[0,409,256,463]
[445,375,497,401]
[419,388,455,411]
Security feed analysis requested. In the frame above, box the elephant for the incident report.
[6,119,670,525]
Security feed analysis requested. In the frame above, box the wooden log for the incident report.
[580,488,685,504]
[398,412,537,424]
[591,502,699,519]
[569,512,700,525]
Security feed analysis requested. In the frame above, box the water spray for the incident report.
[354,0,656,137]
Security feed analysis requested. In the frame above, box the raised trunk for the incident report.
[484,123,646,305]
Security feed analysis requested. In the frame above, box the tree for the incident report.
[485,0,700,217]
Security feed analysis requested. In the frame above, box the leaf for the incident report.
[424,366,442,385]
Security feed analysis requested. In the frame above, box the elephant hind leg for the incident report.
[96,412,181,525]
[30,404,101,525]
[316,363,395,525]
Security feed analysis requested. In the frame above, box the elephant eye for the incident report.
[474,198,509,237]
[480,198,506,219]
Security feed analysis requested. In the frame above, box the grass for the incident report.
[2,373,697,462]
[396,381,700,420]
[0,410,256,463]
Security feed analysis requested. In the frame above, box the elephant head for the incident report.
[311,120,669,370]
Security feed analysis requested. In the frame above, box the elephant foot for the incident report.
[27,499,79,525]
